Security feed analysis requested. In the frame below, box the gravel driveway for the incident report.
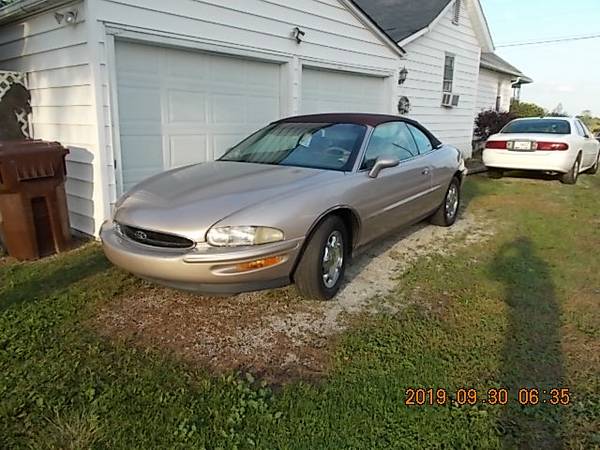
[96,212,493,382]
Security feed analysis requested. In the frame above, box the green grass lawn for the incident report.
[1,174,599,449]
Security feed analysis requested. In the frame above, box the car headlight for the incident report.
[206,226,284,247]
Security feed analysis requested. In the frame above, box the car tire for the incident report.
[561,155,581,185]
[294,215,348,301]
[586,154,599,175]
[488,168,503,179]
[430,177,461,227]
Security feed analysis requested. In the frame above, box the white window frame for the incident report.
[443,54,455,93]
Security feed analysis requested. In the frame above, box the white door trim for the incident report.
[105,25,294,65]
[105,34,125,197]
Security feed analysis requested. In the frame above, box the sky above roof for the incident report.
[481,0,600,116]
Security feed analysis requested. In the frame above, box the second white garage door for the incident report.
[115,41,282,193]
[301,67,387,115]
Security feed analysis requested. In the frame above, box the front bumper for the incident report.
[100,220,304,294]
[482,149,574,173]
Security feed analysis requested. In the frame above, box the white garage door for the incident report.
[301,67,387,115]
[115,41,282,192]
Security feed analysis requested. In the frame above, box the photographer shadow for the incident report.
[490,237,564,449]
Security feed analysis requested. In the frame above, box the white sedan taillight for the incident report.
[533,142,569,151]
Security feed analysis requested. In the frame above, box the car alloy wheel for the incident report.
[445,182,459,222]
[294,215,348,300]
[430,177,461,227]
[322,230,344,289]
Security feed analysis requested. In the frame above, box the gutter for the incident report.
[0,0,72,25]
[480,62,532,84]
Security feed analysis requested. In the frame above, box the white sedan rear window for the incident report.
[502,119,571,135]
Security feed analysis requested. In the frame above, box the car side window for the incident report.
[408,124,434,154]
[579,121,592,138]
[574,121,587,137]
[361,122,418,170]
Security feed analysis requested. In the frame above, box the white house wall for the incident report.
[398,1,481,157]
[92,0,402,210]
[0,0,401,237]
[476,67,512,113]
[0,1,99,235]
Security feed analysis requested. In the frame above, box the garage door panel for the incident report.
[247,96,281,123]
[301,68,386,115]
[166,51,209,79]
[118,86,162,122]
[169,135,208,168]
[167,90,207,123]
[245,62,281,87]
[117,44,161,75]
[210,57,249,85]
[120,135,164,192]
[116,41,281,193]
[212,93,246,123]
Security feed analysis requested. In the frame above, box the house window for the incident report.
[452,0,461,25]
[443,54,455,92]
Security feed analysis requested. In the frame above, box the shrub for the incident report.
[510,100,546,118]
[474,110,515,140]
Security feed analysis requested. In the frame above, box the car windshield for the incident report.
[501,119,571,135]
[219,122,367,171]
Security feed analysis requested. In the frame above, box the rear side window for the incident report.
[408,124,434,154]
[575,120,590,137]
[501,119,571,135]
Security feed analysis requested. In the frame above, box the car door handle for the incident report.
[422,168,431,176]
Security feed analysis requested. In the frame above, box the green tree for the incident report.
[510,100,546,118]
[577,110,599,131]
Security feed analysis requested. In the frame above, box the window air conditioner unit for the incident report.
[442,93,460,108]
[451,94,460,107]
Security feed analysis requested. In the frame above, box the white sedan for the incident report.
[483,117,600,184]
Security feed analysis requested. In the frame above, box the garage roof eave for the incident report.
[342,0,406,56]
[0,0,72,25]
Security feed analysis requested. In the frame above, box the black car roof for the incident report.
[275,113,442,147]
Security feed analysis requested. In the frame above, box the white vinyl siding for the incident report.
[476,68,513,113]
[0,1,97,235]
[398,2,481,157]
[94,0,397,69]
[301,67,387,114]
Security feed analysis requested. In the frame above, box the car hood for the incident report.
[114,161,332,242]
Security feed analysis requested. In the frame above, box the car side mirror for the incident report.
[369,157,400,178]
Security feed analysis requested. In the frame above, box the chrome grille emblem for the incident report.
[134,230,148,241]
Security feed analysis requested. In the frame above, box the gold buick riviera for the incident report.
[101,113,466,300]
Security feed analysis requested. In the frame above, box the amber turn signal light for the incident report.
[235,256,284,272]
